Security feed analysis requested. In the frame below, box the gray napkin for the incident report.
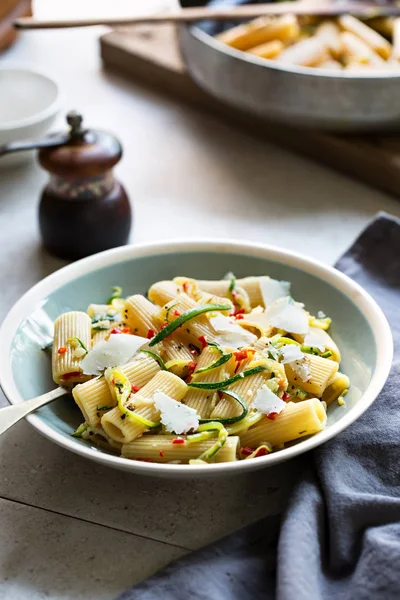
[118,213,400,600]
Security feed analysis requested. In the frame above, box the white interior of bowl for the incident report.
[0,67,61,130]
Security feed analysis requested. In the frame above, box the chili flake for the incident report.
[234,350,248,362]
[235,314,245,320]
[110,327,122,334]
[240,446,255,457]
[187,361,197,377]
[282,392,290,401]
[57,346,67,355]
[131,385,140,393]
[267,412,279,420]
[159,450,165,457]
[147,329,155,339]
[198,336,208,350]
[173,310,181,317]
[172,438,185,445]
[254,447,269,457]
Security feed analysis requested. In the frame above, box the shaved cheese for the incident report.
[253,385,286,416]
[290,360,311,382]
[280,344,305,364]
[154,392,199,434]
[209,314,257,349]
[304,333,325,352]
[259,276,291,307]
[81,334,148,375]
[265,297,308,335]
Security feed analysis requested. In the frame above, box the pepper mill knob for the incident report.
[66,111,85,138]
[38,111,132,261]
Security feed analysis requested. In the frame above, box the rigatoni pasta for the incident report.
[214,13,400,72]
[49,273,348,466]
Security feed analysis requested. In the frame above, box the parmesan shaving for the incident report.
[81,334,148,375]
[153,392,199,434]
[265,297,309,334]
[259,276,291,307]
[209,314,257,349]
[253,385,286,416]
[280,344,305,364]
[304,333,325,352]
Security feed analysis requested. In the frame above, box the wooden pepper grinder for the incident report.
[38,111,132,260]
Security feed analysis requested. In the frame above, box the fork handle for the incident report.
[0,387,67,436]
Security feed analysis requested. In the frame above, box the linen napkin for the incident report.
[118,213,400,600]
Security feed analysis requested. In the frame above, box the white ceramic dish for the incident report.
[0,66,62,167]
[0,240,393,477]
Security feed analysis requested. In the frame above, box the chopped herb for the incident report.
[140,349,167,370]
[188,365,266,390]
[321,350,333,359]
[106,286,123,305]
[148,303,231,347]
[72,422,88,438]
[96,405,113,411]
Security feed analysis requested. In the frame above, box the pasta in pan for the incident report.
[49,275,349,466]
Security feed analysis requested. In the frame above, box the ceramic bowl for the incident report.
[0,240,392,477]
[0,66,62,167]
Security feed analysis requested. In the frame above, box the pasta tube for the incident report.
[215,15,299,51]
[316,21,343,59]
[322,372,350,405]
[247,40,284,59]
[148,280,181,306]
[285,354,338,397]
[52,311,92,386]
[240,398,326,448]
[124,295,159,337]
[341,31,386,66]
[184,346,234,417]
[72,354,160,427]
[392,18,400,62]
[101,371,188,443]
[276,37,329,67]
[338,15,392,59]
[122,435,239,463]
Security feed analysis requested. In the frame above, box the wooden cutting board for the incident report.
[100,24,400,198]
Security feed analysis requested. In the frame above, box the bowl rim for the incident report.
[0,65,62,131]
[0,239,393,475]
[185,23,400,80]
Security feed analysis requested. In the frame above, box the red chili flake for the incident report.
[254,447,269,457]
[111,379,116,386]
[159,450,165,457]
[234,307,245,315]
[131,385,140,393]
[235,314,245,320]
[121,327,131,334]
[172,438,185,445]
[234,350,248,362]
[267,412,279,420]
[240,446,255,457]
[161,323,168,330]
[231,290,238,298]
[282,392,290,401]
[173,310,181,317]
[187,361,197,377]
[57,346,67,355]
[147,329,155,339]
[198,336,208,350]
[61,371,82,381]
[182,282,189,292]
[110,327,122,334]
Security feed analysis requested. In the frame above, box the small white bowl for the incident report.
[0,66,62,167]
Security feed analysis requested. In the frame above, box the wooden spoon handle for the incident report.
[14,3,400,30]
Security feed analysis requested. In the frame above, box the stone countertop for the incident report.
[1,25,400,600]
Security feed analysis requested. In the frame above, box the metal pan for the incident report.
[178,0,400,131]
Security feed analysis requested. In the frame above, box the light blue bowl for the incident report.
[0,240,392,477]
